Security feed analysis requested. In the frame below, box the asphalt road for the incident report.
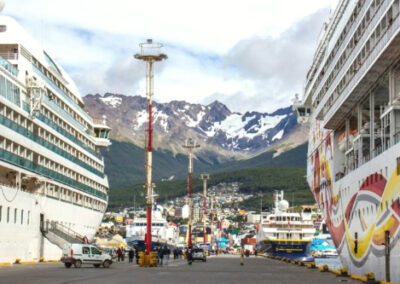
[0,255,359,284]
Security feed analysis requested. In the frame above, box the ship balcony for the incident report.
[315,0,400,129]
[0,55,18,76]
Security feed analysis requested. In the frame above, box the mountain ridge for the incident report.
[84,93,306,159]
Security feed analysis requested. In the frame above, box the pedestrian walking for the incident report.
[163,245,170,265]
[128,248,134,263]
[240,248,244,266]
[186,246,193,265]
[117,248,123,262]
[158,247,164,266]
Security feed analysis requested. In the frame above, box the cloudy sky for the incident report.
[4,0,338,112]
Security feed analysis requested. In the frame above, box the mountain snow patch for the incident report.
[272,129,284,141]
[186,111,205,127]
[205,113,286,139]
[100,96,122,108]
[133,110,147,130]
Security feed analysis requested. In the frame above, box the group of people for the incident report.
[172,247,183,259]
[116,247,139,263]
[156,245,171,266]
[113,245,197,266]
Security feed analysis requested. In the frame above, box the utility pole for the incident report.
[183,138,200,248]
[385,230,391,282]
[210,196,215,250]
[260,193,263,223]
[201,174,210,246]
[134,39,167,259]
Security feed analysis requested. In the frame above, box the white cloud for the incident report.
[3,0,336,112]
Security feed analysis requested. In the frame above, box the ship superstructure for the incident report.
[125,208,179,247]
[0,15,111,262]
[296,0,400,281]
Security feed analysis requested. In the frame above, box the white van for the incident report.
[61,243,113,268]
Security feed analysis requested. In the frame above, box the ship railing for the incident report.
[45,220,85,244]
[0,55,18,76]
[316,0,393,120]
[310,0,370,103]
[0,181,18,190]
[0,52,18,60]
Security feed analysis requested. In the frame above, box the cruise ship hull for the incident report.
[309,127,400,281]
[0,15,110,263]
[296,0,400,281]
[259,239,314,262]
[0,184,104,262]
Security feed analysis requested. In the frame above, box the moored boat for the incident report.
[256,191,315,262]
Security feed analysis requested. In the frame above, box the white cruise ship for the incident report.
[256,191,315,262]
[0,9,111,262]
[125,208,179,248]
[295,0,400,281]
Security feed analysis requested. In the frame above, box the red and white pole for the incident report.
[134,39,167,260]
[201,174,209,245]
[145,61,154,256]
[188,163,193,247]
[183,139,199,248]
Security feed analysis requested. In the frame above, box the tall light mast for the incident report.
[134,39,167,257]
[201,174,209,246]
[183,138,200,247]
[210,196,215,250]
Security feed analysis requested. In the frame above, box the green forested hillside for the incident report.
[101,140,220,189]
[211,143,307,173]
[108,167,312,210]
[102,140,307,189]
[103,140,311,210]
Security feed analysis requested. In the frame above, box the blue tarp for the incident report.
[311,238,336,251]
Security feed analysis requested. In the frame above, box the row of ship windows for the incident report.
[45,184,107,212]
[133,223,165,227]
[272,233,307,239]
[331,198,397,224]
[308,0,368,97]
[0,72,98,159]
[312,0,397,109]
[0,206,30,225]
[271,216,301,222]
[31,56,91,131]
[321,0,400,112]
[45,88,91,135]
[321,0,398,111]
[0,73,20,107]
[318,167,389,197]
[0,102,103,173]
[40,102,96,154]
[0,136,107,195]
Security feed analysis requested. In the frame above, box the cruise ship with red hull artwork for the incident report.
[295,0,400,282]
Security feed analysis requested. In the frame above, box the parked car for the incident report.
[61,243,113,268]
[192,248,206,262]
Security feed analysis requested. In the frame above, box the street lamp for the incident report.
[134,39,167,257]
[183,138,200,247]
[201,174,210,246]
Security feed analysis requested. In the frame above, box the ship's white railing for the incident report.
[304,0,351,97]
[316,0,394,120]
[0,181,17,189]
[0,51,18,60]
[310,0,369,103]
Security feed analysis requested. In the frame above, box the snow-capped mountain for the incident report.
[83,93,302,158]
